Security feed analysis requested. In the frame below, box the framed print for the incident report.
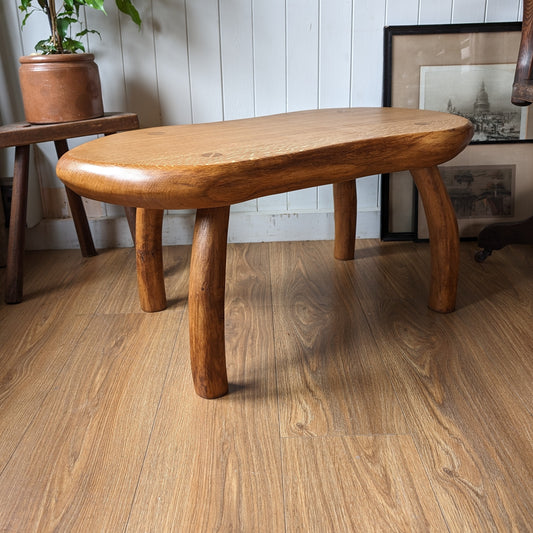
[417,144,533,239]
[381,22,526,240]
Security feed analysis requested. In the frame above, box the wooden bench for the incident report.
[56,107,473,398]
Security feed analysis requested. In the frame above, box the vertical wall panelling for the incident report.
[418,0,453,24]
[385,0,420,25]
[485,0,521,22]
[452,0,488,23]
[119,0,161,127]
[152,0,192,126]
[219,0,255,120]
[187,0,224,124]
[319,0,353,108]
[252,0,287,117]
[287,0,320,112]
[351,0,386,106]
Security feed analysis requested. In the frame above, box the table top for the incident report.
[0,112,139,148]
[56,107,473,210]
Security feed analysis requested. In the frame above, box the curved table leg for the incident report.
[135,208,167,312]
[410,166,459,313]
[333,180,357,260]
[189,206,230,399]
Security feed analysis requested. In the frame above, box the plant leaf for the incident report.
[56,15,77,40]
[18,0,33,11]
[62,37,85,53]
[115,0,141,27]
[77,28,102,40]
[84,0,106,12]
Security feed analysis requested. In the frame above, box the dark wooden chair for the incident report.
[476,0,533,262]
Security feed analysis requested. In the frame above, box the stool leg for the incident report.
[5,145,30,304]
[135,208,167,312]
[410,166,459,313]
[54,140,97,257]
[189,206,230,399]
[333,180,357,260]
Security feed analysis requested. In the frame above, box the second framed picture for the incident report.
[381,22,527,240]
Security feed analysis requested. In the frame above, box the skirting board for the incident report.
[24,209,380,250]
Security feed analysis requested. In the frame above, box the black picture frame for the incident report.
[381,22,524,241]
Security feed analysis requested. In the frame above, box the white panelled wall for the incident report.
[0,0,523,249]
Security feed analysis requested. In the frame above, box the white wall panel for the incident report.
[452,0,488,23]
[485,0,521,22]
[319,0,353,108]
[220,0,255,120]
[287,0,320,111]
[187,0,224,123]
[418,0,453,24]
[252,0,286,117]
[152,0,192,126]
[352,0,386,106]
[386,0,420,25]
[120,1,160,127]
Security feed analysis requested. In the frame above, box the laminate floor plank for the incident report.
[127,244,285,532]
[269,241,408,437]
[0,309,91,469]
[95,245,191,315]
[0,310,182,531]
[3,249,118,314]
[282,434,448,532]
[351,239,533,532]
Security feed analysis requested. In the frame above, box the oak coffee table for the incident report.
[56,108,473,398]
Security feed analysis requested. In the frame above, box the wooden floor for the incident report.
[0,239,531,532]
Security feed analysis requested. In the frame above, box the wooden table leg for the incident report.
[5,145,30,304]
[333,180,357,260]
[54,139,97,257]
[135,208,166,312]
[189,206,230,399]
[410,166,459,313]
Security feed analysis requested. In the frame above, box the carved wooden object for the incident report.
[56,108,473,398]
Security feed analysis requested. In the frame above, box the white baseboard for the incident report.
[25,209,380,250]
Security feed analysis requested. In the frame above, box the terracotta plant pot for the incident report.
[19,53,104,124]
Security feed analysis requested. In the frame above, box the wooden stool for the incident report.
[56,108,473,398]
[0,112,139,303]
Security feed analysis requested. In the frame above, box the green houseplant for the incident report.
[17,0,141,123]
[19,0,141,54]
